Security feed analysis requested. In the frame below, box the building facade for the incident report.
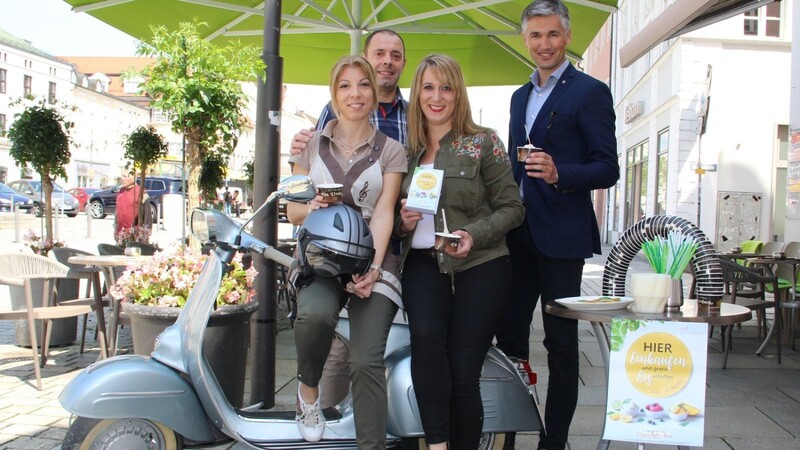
[0,32,295,201]
[607,0,793,250]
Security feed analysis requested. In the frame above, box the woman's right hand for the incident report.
[307,194,329,212]
[399,199,422,234]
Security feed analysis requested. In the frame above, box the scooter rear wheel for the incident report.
[62,417,182,450]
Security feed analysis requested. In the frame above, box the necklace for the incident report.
[333,128,368,155]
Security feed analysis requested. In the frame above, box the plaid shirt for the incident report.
[316,88,408,146]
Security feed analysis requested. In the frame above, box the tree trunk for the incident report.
[138,166,147,228]
[42,175,54,244]
[186,129,204,249]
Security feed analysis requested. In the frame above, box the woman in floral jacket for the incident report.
[395,54,523,449]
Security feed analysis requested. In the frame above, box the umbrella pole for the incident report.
[250,0,283,409]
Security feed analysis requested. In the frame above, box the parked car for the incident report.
[7,180,79,217]
[88,176,183,222]
[67,187,100,213]
[0,182,34,212]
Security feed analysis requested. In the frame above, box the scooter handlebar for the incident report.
[263,245,298,271]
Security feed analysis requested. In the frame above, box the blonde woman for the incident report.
[396,54,524,449]
[287,55,406,449]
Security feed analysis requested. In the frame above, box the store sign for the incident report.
[603,319,708,447]
[624,101,644,124]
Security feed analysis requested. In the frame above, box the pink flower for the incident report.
[113,241,257,308]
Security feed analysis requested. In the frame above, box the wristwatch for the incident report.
[369,263,384,281]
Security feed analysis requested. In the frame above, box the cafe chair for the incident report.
[740,240,764,255]
[50,247,109,354]
[0,253,96,390]
[764,241,800,302]
[761,241,785,256]
[718,257,781,368]
[97,243,125,256]
[124,241,159,256]
[735,240,764,267]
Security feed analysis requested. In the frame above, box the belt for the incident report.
[410,247,438,259]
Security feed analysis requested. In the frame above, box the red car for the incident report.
[68,187,100,213]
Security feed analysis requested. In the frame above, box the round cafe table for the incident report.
[545,299,751,450]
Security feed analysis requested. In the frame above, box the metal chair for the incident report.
[718,257,781,367]
[0,253,96,390]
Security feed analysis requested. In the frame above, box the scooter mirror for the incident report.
[276,175,316,203]
[190,209,212,242]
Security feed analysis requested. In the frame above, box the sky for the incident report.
[0,0,515,133]
[2,0,140,56]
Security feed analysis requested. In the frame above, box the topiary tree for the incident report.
[123,125,169,224]
[137,21,264,238]
[7,97,75,242]
[243,158,254,191]
[199,152,228,207]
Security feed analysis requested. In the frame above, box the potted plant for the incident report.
[114,224,153,248]
[111,242,258,407]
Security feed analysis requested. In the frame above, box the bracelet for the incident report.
[369,263,384,281]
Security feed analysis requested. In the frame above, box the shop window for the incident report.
[744,3,782,37]
[625,140,649,229]
[656,129,669,216]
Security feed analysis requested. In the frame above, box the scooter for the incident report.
[59,175,543,449]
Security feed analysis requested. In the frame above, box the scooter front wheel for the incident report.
[62,417,183,450]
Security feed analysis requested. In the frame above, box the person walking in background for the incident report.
[287,55,407,449]
[223,186,232,216]
[231,190,241,218]
[396,54,524,450]
[114,173,142,239]
[495,2,619,449]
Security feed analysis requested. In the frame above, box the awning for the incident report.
[619,0,778,68]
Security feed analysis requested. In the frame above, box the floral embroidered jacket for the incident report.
[396,129,524,274]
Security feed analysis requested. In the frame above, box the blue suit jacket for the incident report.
[509,63,619,259]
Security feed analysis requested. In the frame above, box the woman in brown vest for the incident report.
[286,55,407,449]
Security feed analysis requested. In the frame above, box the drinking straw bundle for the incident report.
[641,231,698,279]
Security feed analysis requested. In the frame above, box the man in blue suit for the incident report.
[495,1,619,449]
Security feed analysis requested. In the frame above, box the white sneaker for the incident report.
[296,383,325,442]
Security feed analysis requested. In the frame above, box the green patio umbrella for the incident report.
[62,0,617,408]
[64,0,616,87]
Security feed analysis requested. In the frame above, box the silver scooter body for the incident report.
[59,175,542,449]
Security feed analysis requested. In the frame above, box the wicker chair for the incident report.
[0,253,96,390]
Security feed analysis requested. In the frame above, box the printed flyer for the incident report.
[603,319,708,447]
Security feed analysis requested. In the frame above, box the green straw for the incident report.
[642,238,668,274]
[641,232,697,278]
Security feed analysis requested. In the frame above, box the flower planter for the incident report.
[122,300,259,408]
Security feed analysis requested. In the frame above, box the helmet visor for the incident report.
[304,240,373,278]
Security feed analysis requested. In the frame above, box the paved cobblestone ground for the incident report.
[0,211,798,449]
